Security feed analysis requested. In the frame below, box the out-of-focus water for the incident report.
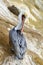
[0,0,43,65]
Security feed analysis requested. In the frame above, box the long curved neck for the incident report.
[15,12,24,31]
[15,20,23,30]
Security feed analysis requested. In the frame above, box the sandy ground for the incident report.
[0,0,43,65]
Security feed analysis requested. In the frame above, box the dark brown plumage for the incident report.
[8,5,19,16]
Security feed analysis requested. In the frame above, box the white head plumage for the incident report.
[15,6,30,30]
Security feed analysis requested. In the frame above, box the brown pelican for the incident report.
[9,12,27,59]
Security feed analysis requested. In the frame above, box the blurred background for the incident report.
[0,0,43,65]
